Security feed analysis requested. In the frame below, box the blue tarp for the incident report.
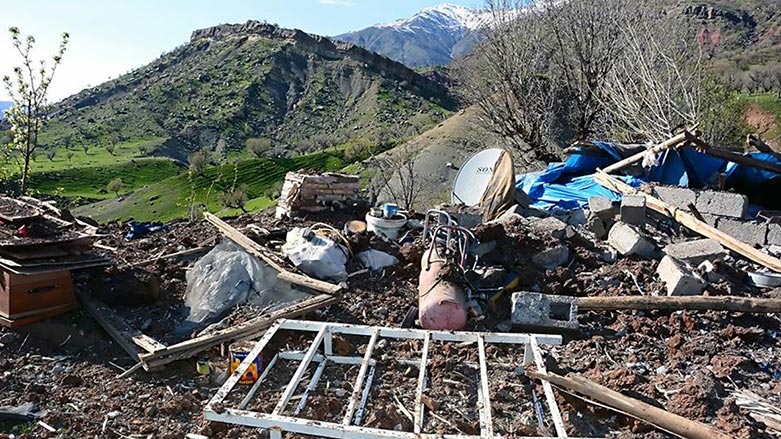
[518,141,781,213]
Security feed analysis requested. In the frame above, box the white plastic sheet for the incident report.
[282,227,348,281]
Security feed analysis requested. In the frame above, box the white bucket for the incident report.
[365,212,408,240]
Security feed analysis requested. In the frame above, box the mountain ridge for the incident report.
[334,3,488,68]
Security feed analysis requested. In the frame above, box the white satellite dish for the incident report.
[451,148,505,206]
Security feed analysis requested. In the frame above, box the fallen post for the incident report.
[528,370,732,439]
[578,295,781,313]
[685,132,781,175]
[203,212,342,294]
[594,171,781,272]
[601,132,689,174]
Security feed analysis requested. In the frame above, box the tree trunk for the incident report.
[20,151,31,194]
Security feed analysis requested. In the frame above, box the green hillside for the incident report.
[73,149,350,223]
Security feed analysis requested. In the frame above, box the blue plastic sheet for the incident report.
[517,141,781,212]
[126,222,168,240]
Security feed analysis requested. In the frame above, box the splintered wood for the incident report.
[275,172,359,219]
[204,319,605,439]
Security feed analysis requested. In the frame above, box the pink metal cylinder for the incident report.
[418,248,468,331]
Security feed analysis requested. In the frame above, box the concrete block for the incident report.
[663,239,725,266]
[695,191,748,218]
[511,292,579,330]
[532,244,570,270]
[652,186,696,210]
[552,208,587,226]
[621,195,646,227]
[717,218,767,247]
[586,213,608,240]
[766,224,781,247]
[657,255,705,296]
[607,222,655,257]
[530,217,574,240]
[588,196,617,221]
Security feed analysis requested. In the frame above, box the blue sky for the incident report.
[0,0,480,102]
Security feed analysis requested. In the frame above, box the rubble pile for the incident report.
[2,131,781,439]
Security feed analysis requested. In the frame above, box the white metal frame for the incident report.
[204,319,605,439]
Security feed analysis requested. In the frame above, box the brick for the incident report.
[766,224,781,247]
[663,239,725,266]
[652,186,696,210]
[657,255,705,296]
[586,213,608,240]
[511,292,579,330]
[695,191,748,218]
[588,196,617,221]
[717,218,767,247]
[532,244,570,270]
[621,195,646,227]
[607,222,655,257]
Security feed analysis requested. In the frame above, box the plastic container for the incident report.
[229,340,263,384]
[365,212,408,240]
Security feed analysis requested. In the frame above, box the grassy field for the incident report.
[74,150,349,223]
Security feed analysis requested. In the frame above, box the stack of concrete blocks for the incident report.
[657,238,726,295]
[275,172,360,219]
[586,196,618,239]
[652,186,774,247]
[511,292,579,330]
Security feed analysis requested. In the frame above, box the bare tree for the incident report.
[2,27,69,193]
[374,145,425,210]
[457,0,558,165]
[536,0,633,140]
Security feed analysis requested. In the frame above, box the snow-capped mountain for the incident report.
[334,3,491,68]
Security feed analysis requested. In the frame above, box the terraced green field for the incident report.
[74,150,349,223]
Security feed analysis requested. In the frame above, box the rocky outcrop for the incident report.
[684,4,757,28]
[190,21,449,100]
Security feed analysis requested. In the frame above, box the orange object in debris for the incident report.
[228,340,263,384]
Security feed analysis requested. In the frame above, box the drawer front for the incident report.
[1,270,75,318]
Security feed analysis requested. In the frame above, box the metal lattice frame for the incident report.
[204,319,605,439]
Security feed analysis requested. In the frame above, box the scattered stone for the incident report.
[532,244,570,270]
[663,239,725,266]
[607,222,655,257]
[620,195,646,227]
[717,218,767,247]
[586,213,607,240]
[514,188,533,209]
[695,191,748,218]
[652,186,696,210]
[588,196,617,221]
[529,216,574,240]
[657,255,705,296]
[511,292,579,330]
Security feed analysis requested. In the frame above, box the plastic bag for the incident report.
[177,241,309,335]
[356,249,398,271]
[282,227,348,281]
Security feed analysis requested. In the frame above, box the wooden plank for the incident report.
[530,337,567,437]
[75,291,144,366]
[131,333,167,353]
[594,171,781,272]
[413,332,430,434]
[601,132,688,174]
[476,335,494,437]
[527,371,731,439]
[139,293,340,369]
[131,246,212,267]
[684,132,781,175]
[578,295,781,313]
[203,212,343,294]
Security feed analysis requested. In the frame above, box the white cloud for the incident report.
[320,0,355,6]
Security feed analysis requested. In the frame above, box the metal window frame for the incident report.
[204,319,605,439]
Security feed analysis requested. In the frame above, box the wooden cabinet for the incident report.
[0,269,76,327]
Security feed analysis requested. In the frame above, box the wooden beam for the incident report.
[528,371,732,439]
[684,132,781,175]
[601,132,689,174]
[578,295,781,313]
[75,290,145,367]
[139,293,340,369]
[203,212,342,294]
[594,171,781,273]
